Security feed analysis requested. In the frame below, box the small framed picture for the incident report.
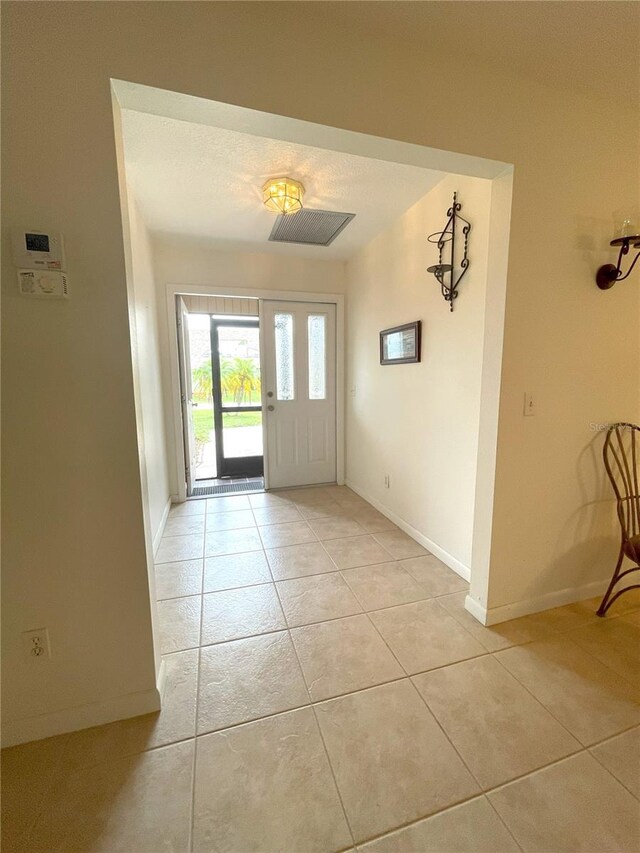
[379,321,422,365]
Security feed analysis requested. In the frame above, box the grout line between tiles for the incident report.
[483,791,526,851]
[489,650,601,749]
[189,540,207,853]
[269,568,357,847]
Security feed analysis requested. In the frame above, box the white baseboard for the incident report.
[464,593,489,625]
[152,497,172,556]
[345,480,471,581]
[466,578,611,626]
[1,683,162,748]
[156,658,168,704]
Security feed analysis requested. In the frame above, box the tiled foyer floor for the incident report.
[3,486,640,852]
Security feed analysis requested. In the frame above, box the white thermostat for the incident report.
[18,269,69,299]
[12,228,66,271]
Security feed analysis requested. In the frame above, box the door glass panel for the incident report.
[274,312,295,401]
[307,314,326,400]
[222,411,263,458]
[217,325,261,408]
[187,313,216,480]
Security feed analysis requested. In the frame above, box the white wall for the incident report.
[126,196,171,544]
[346,175,492,574]
[2,2,638,744]
[151,234,346,497]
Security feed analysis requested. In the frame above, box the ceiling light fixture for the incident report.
[262,177,304,215]
[596,210,640,290]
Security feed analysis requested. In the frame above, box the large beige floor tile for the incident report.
[401,556,469,597]
[27,741,194,853]
[198,631,309,733]
[248,491,290,508]
[438,592,559,652]
[155,533,204,564]
[533,596,601,632]
[282,486,330,504]
[342,562,429,610]
[192,708,352,853]
[204,527,263,557]
[201,583,285,644]
[323,535,393,569]
[496,637,640,745]
[154,558,203,600]
[266,541,338,580]
[373,530,428,559]
[346,507,398,533]
[1,733,69,850]
[168,499,206,517]
[206,495,250,513]
[252,505,302,525]
[603,587,640,617]
[162,513,206,537]
[569,618,640,686]
[61,649,198,770]
[414,655,580,789]
[157,594,201,653]
[370,599,486,674]
[296,499,343,519]
[333,494,371,512]
[203,550,272,592]
[315,680,479,843]
[308,515,366,540]
[258,520,317,548]
[359,795,520,852]
[590,726,640,797]
[291,614,404,700]
[277,572,363,627]
[488,752,640,852]
[205,509,256,532]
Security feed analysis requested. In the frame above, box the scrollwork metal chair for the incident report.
[597,423,640,616]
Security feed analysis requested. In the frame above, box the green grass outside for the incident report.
[193,408,261,442]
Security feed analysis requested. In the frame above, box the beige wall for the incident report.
[2,2,638,742]
[151,234,346,497]
[346,174,493,575]
[126,196,171,545]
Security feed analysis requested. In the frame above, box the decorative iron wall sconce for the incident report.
[427,192,471,311]
[596,212,640,290]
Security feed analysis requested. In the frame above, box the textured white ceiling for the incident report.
[120,110,446,260]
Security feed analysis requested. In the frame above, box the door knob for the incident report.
[267,405,275,411]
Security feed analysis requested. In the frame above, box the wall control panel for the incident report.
[13,227,69,298]
[12,228,66,271]
[18,269,69,299]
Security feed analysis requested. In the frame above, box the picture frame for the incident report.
[379,320,422,365]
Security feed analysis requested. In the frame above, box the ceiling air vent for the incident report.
[269,209,356,247]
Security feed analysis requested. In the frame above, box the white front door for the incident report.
[176,297,198,495]
[262,300,336,488]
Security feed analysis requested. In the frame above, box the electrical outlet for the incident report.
[22,628,51,661]
[384,474,390,489]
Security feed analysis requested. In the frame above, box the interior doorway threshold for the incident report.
[191,478,264,497]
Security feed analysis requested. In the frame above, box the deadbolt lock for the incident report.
[267,405,275,411]
[267,391,274,398]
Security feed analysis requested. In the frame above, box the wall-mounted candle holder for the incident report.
[426,192,471,311]
[596,210,640,290]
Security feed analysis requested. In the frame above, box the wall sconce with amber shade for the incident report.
[262,177,305,215]
[596,211,640,289]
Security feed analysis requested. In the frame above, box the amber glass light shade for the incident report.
[262,178,304,215]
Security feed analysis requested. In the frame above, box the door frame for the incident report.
[166,284,345,501]
[210,315,263,479]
